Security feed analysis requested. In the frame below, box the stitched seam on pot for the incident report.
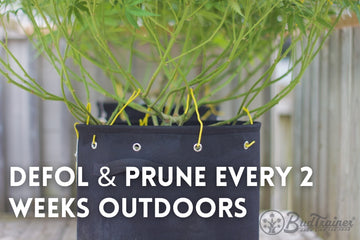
[78,129,260,138]
[77,125,260,136]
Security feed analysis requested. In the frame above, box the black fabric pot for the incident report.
[77,122,260,240]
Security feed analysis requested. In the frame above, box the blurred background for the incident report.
[0,16,359,240]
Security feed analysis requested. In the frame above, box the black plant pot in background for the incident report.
[77,122,260,240]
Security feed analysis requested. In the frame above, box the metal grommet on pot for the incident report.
[133,143,142,152]
[244,141,249,150]
[244,140,255,150]
[193,143,202,152]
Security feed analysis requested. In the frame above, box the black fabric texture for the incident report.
[77,122,261,240]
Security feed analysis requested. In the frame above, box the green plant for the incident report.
[0,0,358,126]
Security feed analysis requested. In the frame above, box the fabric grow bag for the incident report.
[76,122,260,240]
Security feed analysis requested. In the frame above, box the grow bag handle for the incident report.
[94,158,165,176]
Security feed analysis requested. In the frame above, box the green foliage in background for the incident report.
[0,0,358,125]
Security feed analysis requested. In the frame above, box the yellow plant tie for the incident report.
[139,108,151,126]
[109,89,141,126]
[92,134,96,145]
[74,122,79,140]
[242,107,255,149]
[90,134,98,149]
[86,103,91,125]
[242,106,253,125]
[201,110,212,121]
[184,93,190,115]
[209,104,222,116]
[190,88,203,149]
[201,104,223,120]
[244,140,255,149]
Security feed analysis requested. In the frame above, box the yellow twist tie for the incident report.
[201,104,222,120]
[184,93,190,115]
[201,110,212,121]
[242,107,255,149]
[74,122,79,140]
[242,107,253,125]
[110,89,141,126]
[86,103,91,125]
[244,140,256,149]
[190,88,203,149]
[140,108,151,126]
[91,134,98,149]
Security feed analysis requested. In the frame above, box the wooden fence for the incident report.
[0,34,76,212]
[292,26,360,240]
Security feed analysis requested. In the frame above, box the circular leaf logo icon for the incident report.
[260,210,285,235]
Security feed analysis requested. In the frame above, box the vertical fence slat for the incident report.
[326,29,341,240]
[260,87,272,211]
[350,27,360,240]
[337,27,353,240]
[317,34,329,218]
[301,52,311,215]
[309,40,320,216]
[0,61,5,212]
[292,58,304,214]
[269,58,294,211]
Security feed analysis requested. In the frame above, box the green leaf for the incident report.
[66,0,90,24]
[67,6,74,21]
[76,1,90,15]
[129,0,144,6]
[110,0,119,5]
[74,8,83,24]
[351,3,360,23]
[229,0,244,17]
[316,17,331,29]
[295,15,306,35]
[125,9,139,28]
[287,14,294,33]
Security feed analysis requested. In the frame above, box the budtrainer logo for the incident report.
[260,210,355,235]
[259,210,285,235]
